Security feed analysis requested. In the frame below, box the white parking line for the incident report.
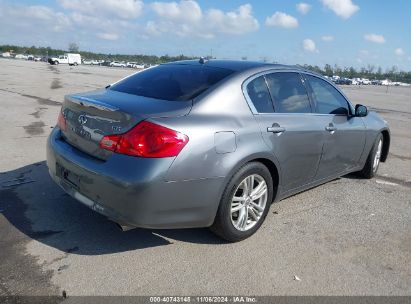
[376,179,399,186]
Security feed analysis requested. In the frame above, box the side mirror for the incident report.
[355,104,368,117]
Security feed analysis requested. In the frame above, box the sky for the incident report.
[0,0,410,70]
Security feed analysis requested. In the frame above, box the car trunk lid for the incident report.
[60,89,192,160]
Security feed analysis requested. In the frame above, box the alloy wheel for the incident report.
[373,139,383,171]
[230,174,268,231]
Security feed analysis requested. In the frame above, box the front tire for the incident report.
[358,133,383,179]
[211,162,273,242]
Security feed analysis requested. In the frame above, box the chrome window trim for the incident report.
[251,112,348,117]
[301,72,355,115]
[242,68,356,116]
[242,69,315,115]
[242,71,268,114]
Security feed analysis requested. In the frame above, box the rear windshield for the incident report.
[109,64,234,101]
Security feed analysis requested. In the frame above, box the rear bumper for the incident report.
[47,128,223,229]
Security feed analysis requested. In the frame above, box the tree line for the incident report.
[1,44,410,83]
[298,63,411,84]
[0,44,195,65]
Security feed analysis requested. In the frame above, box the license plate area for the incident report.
[56,163,80,190]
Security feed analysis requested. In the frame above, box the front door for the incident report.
[303,74,366,179]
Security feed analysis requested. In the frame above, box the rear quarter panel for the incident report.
[151,70,282,185]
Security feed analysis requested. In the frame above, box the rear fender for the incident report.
[221,152,283,203]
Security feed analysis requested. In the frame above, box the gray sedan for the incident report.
[47,60,390,241]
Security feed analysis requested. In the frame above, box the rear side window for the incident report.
[246,76,274,113]
[305,75,349,115]
[265,72,312,113]
[109,64,233,101]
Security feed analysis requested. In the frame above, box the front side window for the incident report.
[265,72,312,113]
[305,75,349,115]
[246,76,274,113]
[110,64,234,101]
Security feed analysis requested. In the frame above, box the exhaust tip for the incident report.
[114,222,135,232]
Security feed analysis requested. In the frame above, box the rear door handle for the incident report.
[267,126,286,133]
[325,124,337,132]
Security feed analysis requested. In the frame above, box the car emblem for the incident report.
[78,115,88,125]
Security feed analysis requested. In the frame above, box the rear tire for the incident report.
[210,162,273,242]
[54,61,59,65]
[358,133,383,179]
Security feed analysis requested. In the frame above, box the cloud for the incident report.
[321,35,334,42]
[58,0,144,19]
[145,21,162,36]
[265,12,299,29]
[359,50,369,57]
[69,11,133,39]
[23,6,54,20]
[303,39,318,53]
[0,3,71,33]
[147,2,259,38]
[151,0,202,23]
[395,48,404,56]
[97,32,119,41]
[207,4,259,35]
[0,0,142,47]
[296,3,311,15]
[364,33,386,44]
[321,0,359,19]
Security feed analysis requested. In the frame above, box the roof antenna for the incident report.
[199,57,209,64]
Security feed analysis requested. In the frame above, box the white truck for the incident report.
[48,53,81,66]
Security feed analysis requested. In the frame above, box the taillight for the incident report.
[57,109,67,131]
[99,121,189,158]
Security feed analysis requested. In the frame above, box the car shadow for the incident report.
[342,172,364,180]
[0,161,225,256]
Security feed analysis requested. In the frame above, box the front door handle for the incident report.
[267,124,286,133]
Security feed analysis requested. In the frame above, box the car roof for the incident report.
[163,59,300,73]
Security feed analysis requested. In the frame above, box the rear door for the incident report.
[303,74,366,178]
[244,71,325,192]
